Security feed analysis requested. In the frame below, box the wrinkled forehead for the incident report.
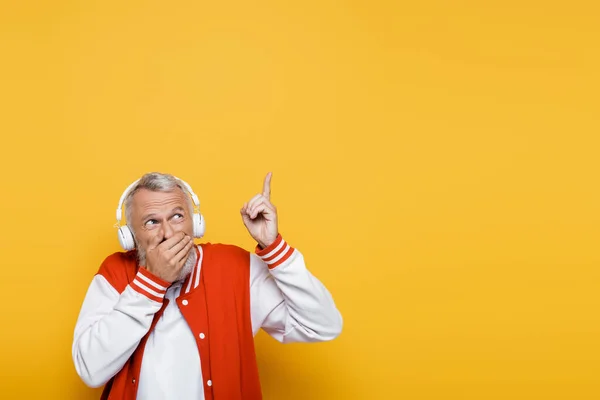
[131,188,190,217]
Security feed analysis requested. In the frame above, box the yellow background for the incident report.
[1,1,599,399]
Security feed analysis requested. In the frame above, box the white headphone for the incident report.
[115,176,206,251]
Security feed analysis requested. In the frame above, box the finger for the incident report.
[262,172,272,200]
[249,204,265,219]
[249,202,274,219]
[249,198,275,216]
[240,206,252,225]
[246,194,264,212]
[175,239,194,264]
[159,231,187,251]
[148,232,164,250]
[166,234,191,257]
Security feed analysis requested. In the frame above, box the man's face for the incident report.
[130,188,194,261]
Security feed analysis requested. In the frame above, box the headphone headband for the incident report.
[115,176,200,224]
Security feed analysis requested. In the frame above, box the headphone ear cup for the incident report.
[193,213,205,238]
[118,226,136,251]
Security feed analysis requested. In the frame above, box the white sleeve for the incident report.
[250,236,343,343]
[72,269,169,388]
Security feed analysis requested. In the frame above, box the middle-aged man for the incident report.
[72,171,343,399]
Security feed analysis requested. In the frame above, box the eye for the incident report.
[172,213,184,220]
[144,219,159,228]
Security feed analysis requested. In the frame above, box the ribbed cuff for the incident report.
[131,267,170,302]
[255,234,295,269]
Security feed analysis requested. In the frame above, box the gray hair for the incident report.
[124,172,193,235]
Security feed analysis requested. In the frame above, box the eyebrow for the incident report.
[141,213,157,222]
[141,207,187,222]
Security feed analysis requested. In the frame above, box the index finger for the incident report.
[148,232,163,250]
[262,172,272,199]
[158,232,187,250]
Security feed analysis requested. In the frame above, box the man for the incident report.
[72,172,343,400]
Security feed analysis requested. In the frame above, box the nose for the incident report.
[162,221,175,240]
